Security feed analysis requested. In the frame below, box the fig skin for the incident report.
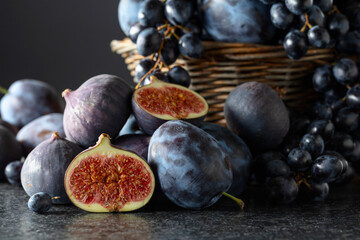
[62,74,133,148]
[20,132,83,204]
[224,81,290,153]
[113,134,151,161]
[16,113,65,156]
[148,120,233,210]
[0,125,23,180]
[132,78,208,135]
[118,114,144,136]
[64,134,155,213]
[0,79,64,128]
[200,122,253,196]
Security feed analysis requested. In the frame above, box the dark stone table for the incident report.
[1,181,360,240]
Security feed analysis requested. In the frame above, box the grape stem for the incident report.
[51,196,61,200]
[328,5,341,15]
[222,192,245,210]
[300,13,312,33]
[0,86,8,95]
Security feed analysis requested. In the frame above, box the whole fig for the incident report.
[62,74,133,148]
[21,132,83,204]
[0,79,64,128]
[224,82,290,153]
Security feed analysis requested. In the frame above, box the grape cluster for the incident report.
[125,0,204,88]
[263,0,360,59]
[254,57,360,204]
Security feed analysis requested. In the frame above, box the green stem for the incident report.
[222,192,245,210]
[0,86,8,95]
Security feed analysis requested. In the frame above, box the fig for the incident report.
[21,132,83,204]
[113,134,151,161]
[4,160,23,186]
[0,118,18,135]
[0,126,23,180]
[62,74,133,148]
[0,79,64,128]
[132,77,208,135]
[16,113,65,156]
[148,120,232,210]
[200,122,253,196]
[64,134,155,212]
[224,81,290,153]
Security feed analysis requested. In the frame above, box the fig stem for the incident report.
[51,196,61,200]
[0,86,8,95]
[222,192,245,210]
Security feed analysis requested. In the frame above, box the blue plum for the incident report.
[148,120,232,209]
[199,0,275,44]
[118,0,145,36]
[200,122,252,196]
[113,134,151,161]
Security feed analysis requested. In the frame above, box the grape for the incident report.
[254,151,286,183]
[300,179,329,201]
[332,58,359,86]
[307,119,334,142]
[4,160,23,186]
[164,0,194,26]
[346,86,360,109]
[266,176,298,204]
[28,192,53,214]
[283,30,309,60]
[135,58,155,82]
[160,38,179,66]
[138,0,164,27]
[311,154,344,183]
[287,148,312,172]
[290,115,311,135]
[323,85,347,103]
[307,26,330,48]
[327,99,345,115]
[280,134,302,156]
[184,18,203,36]
[313,0,333,13]
[307,101,332,120]
[129,23,146,43]
[300,133,324,158]
[142,69,169,86]
[337,30,360,55]
[264,159,291,179]
[178,33,204,59]
[167,66,191,87]
[270,3,295,30]
[300,5,326,27]
[327,13,350,37]
[327,132,355,156]
[260,0,280,4]
[136,27,163,56]
[285,0,314,15]
[348,140,360,163]
[334,107,359,133]
[312,64,335,93]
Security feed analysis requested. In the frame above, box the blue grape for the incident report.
[264,160,291,179]
[283,30,309,60]
[313,0,333,13]
[287,148,312,172]
[270,3,295,30]
[307,101,332,120]
[300,5,325,27]
[160,38,179,66]
[135,58,155,82]
[164,0,194,26]
[307,119,334,142]
[307,26,330,48]
[4,160,23,186]
[178,33,204,59]
[136,27,162,56]
[334,107,359,133]
[312,65,335,93]
[333,58,359,86]
[327,132,355,157]
[129,23,146,43]
[300,178,329,201]
[346,86,360,109]
[266,176,298,204]
[285,0,314,15]
[300,133,324,158]
[327,13,349,37]
[28,192,53,214]
[167,66,191,87]
[138,0,164,27]
[311,154,344,183]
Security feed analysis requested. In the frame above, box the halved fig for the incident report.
[132,76,208,135]
[64,134,155,212]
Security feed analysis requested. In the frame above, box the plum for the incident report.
[119,114,144,136]
[62,74,133,148]
[0,79,64,128]
[224,82,290,153]
[0,118,18,135]
[148,120,233,209]
[0,126,23,180]
[198,0,275,44]
[113,134,151,161]
[118,0,145,36]
[4,160,23,186]
[200,122,252,196]
[16,113,65,156]
[21,132,83,204]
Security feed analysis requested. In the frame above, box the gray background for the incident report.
[0,0,131,93]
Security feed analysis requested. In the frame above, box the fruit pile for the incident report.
[1,0,360,214]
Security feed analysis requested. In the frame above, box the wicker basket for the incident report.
[111,38,337,126]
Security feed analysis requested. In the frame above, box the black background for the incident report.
[0,0,131,93]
